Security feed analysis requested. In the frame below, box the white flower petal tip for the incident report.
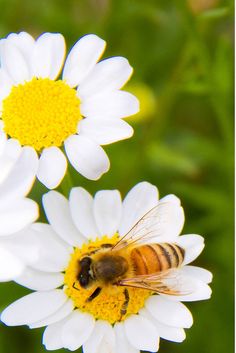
[61,311,95,351]
[65,135,110,180]
[139,308,186,343]
[181,266,213,284]
[43,320,65,350]
[0,145,38,202]
[63,34,106,87]
[78,56,133,99]
[42,191,84,247]
[0,198,39,237]
[145,296,193,328]
[176,234,205,265]
[119,181,159,236]
[1,290,67,326]
[0,40,30,83]
[32,32,66,80]
[83,321,115,353]
[159,194,181,205]
[78,118,134,145]
[114,322,139,353]
[124,315,159,352]
[0,247,24,282]
[80,90,139,119]
[37,147,67,189]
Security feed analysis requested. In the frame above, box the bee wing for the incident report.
[118,269,193,296]
[112,201,182,251]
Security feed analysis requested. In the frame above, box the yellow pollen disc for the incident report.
[2,78,82,151]
[64,235,152,325]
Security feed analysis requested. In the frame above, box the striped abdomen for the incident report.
[130,243,185,275]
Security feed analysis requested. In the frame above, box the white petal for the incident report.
[37,147,67,189]
[0,123,7,154]
[1,290,67,326]
[0,246,24,281]
[65,135,110,180]
[62,310,95,351]
[124,314,159,352]
[15,267,64,291]
[1,228,40,265]
[30,299,74,329]
[93,190,122,236]
[117,199,185,246]
[30,223,71,272]
[32,32,66,79]
[78,56,133,99]
[0,146,38,202]
[0,138,21,184]
[139,308,186,343]
[119,181,159,236]
[145,295,193,328]
[69,187,99,240]
[43,191,84,247]
[161,277,212,302]
[81,90,139,119]
[176,234,205,265]
[63,34,106,87]
[0,40,30,83]
[180,266,213,284]
[98,331,115,353]
[78,117,133,145]
[83,320,114,353]
[6,32,35,64]
[43,319,66,350]
[0,198,39,236]
[152,196,185,241]
[0,69,13,101]
[160,194,181,205]
[114,322,139,353]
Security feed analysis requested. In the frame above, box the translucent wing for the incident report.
[117,268,192,296]
[112,201,181,251]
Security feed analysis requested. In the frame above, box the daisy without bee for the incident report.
[0,32,139,189]
[1,182,212,352]
[0,124,39,281]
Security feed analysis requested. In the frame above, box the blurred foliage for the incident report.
[0,1,234,353]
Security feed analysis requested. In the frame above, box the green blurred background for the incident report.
[0,0,234,352]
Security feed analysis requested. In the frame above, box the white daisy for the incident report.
[0,125,39,281]
[1,182,212,352]
[0,31,139,189]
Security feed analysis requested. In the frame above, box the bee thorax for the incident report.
[92,255,129,283]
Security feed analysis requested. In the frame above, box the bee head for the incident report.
[78,257,92,288]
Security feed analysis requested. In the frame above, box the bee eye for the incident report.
[79,275,89,287]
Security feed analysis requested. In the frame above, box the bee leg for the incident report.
[86,287,102,302]
[120,288,129,319]
[72,282,79,290]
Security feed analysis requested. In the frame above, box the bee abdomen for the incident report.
[131,243,185,275]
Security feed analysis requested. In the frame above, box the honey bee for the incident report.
[74,201,189,318]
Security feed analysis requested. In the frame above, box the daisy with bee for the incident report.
[1,182,212,353]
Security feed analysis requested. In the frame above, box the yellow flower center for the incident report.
[64,235,152,324]
[2,78,82,151]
